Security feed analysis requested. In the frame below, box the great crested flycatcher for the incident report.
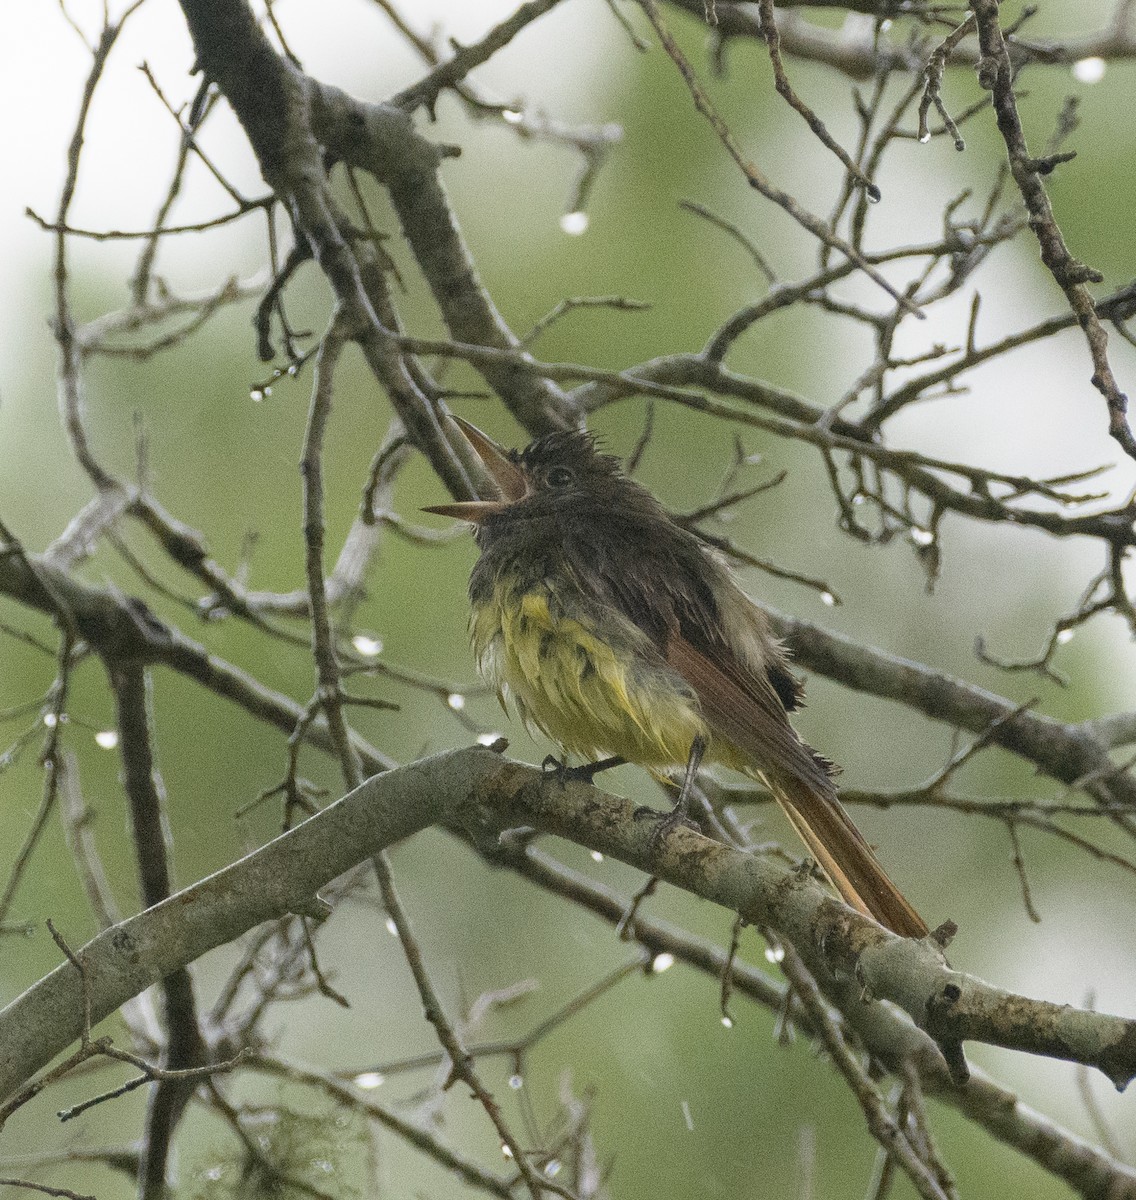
[425,418,928,939]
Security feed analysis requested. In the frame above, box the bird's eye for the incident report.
[545,466,576,489]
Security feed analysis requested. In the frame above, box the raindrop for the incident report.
[447,693,466,711]
[865,186,881,204]
[354,1072,385,1089]
[918,131,932,145]
[508,1074,523,1090]
[385,917,398,937]
[94,729,120,750]
[501,1143,514,1160]
[560,211,589,236]
[910,527,934,546]
[544,1159,562,1178]
[1056,628,1075,645]
[42,713,58,728]
[652,953,675,973]
[821,592,836,607]
[764,943,785,964]
[250,388,265,402]
[681,1100,695,1130]
[352,634,383,657]
[720,1015,734,1029]
[590,850,604,863]
[477,732,503,746]
[1072,57,1106,84]
[502,108,524,125]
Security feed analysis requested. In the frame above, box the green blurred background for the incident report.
[1,1,1135,1195]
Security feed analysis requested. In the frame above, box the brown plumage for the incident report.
[426,421,928,938]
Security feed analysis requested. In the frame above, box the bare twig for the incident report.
[638,0,922,317]
[971,0,1136,459]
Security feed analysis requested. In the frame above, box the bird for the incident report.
[424,417,928,938]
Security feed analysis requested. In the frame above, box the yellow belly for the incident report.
[471,584,708,767]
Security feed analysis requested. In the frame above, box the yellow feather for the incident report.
[472,582,707,765]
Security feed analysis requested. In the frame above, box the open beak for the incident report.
[422,416,527,523]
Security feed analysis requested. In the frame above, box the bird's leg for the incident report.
[541,754,625,786]
[673,735,706,819]
[637,736,706,841]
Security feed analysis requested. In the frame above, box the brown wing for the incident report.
[666,634,928,939]
[553,509,927,937]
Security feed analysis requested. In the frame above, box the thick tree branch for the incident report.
[3,750,1133,1111]
[175,0,575,449]
[0,550,396,774]
[665,0,1136,80]
[4,551,1131,824]
[768,609,1136,819]
[478,836,1136,1200]
[0,750,478,1110]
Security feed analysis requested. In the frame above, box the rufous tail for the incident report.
[769,772,928,938]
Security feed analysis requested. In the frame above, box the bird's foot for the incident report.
[541,755,624,786]
[636,735,706,847]
[635,803,699,848]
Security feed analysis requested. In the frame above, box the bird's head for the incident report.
[423,418,643,539]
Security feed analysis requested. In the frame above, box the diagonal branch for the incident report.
[176,0,576,454]
[478,834,1136,1200]
[970,0,1135,459]
[3,749,1134,1112]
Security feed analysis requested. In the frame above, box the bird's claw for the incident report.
[636,805,699,850]
[542,755,624,786]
